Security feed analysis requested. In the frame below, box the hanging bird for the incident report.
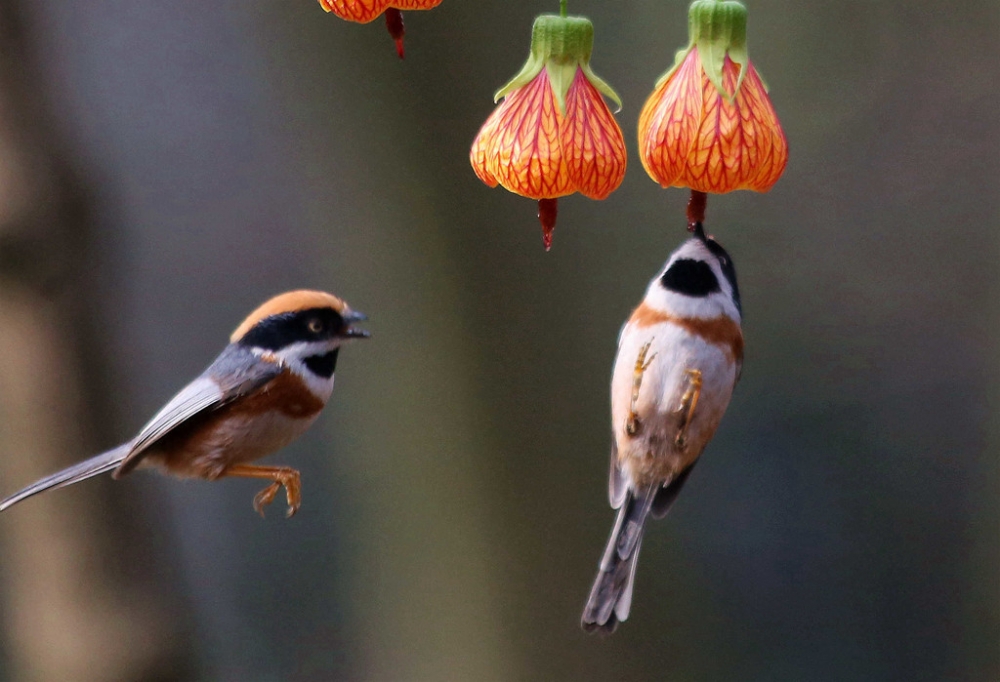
[582,224,742,633]
[0,290,369,518]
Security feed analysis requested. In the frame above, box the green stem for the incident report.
[559,0,567,17]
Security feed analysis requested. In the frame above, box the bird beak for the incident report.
[341,310,370,339]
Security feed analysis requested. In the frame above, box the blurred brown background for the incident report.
[0,1,997,680]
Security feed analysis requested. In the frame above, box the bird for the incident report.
[0,290,369,518]
[581,223,743,633]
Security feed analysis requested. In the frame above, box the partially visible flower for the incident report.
[638,0,787,193]
[471,14,626,250]
[319,0,443,58]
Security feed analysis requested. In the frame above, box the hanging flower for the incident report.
[470,14,627,250]
[319,0,443,59]
[638,0,787,194]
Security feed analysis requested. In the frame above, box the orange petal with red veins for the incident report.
[561,69,626,200]
[486,70,573,200]
[470,108,502,187]
[738,63,788,191]
[638,48,703,189]
[390,0,443,8]
[320,0,441,22]
[682,55,787,193]
[320,0,387,23]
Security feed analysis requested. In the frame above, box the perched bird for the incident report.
[581,224,742,633]
[0,290,369,518]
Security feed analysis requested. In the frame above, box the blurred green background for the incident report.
[0,1,997,680]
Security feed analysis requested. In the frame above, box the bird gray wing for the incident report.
[114,345,284,477]
[649,461,698,519]
[608,438,627,509]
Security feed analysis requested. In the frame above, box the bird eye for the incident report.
[307,318,323,333]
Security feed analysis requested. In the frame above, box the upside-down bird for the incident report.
[582,225,742,633]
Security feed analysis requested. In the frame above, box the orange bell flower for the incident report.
[638,0,787,194]
[319,0,443,58]
[470,14,627,250]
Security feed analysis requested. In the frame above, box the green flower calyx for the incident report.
[494,14,622,116]
[659,0,750,102]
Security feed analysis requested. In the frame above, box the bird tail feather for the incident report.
[581,487,656,634]
[0,444,129,513]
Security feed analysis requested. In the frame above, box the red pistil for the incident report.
[385,9,405,59]
[538,198,558,251]
[686,190,706,232]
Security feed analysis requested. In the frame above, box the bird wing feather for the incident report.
[650,461,698,519]
[608,439,627,509]
[114,345,284,477]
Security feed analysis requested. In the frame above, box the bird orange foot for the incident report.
[626,340,657,436]
[223,464,302,518]
[674,369,703,448]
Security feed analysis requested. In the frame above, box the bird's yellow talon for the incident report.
[253,482,281,517]
[675,369,703,448]
[626,340,657,435]
[227,464,301,520]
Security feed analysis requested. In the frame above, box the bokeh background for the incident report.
[0,1,997,680]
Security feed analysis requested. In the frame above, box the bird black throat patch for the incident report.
[304,349,339,378]
[660,259,720,297]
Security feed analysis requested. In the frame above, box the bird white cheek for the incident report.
[301,372,335,402]
[642,284,738,322]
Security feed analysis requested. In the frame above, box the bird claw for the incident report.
[245,469,301,519]
[252,482,280,517]
[674,369,702,448]
[626,340,657,436]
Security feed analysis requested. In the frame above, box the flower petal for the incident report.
[738,63,788,191]
[320,0,389,23]
[390,0,443,9]
[638,48,703,188]
[681,55,787,193]
[561,68,626,200]
[470,108,502,187]
[487,70,573,200]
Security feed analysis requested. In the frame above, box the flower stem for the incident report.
[559,0,567,17]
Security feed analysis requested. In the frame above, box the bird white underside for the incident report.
[639,277,741,324]
[611,318,737,489]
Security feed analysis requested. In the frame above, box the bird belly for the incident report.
[611,320,736,488]
[144,408,318,479]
